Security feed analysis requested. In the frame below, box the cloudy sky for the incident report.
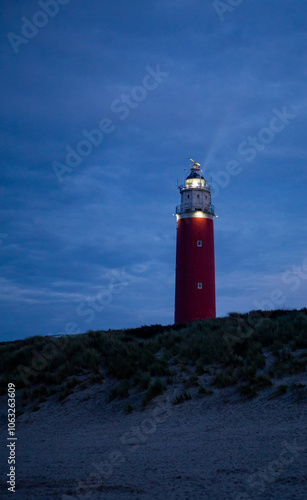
[1,0,307,341]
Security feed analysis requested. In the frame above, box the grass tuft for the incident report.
[142,378,165,407]
[172,391,192,405]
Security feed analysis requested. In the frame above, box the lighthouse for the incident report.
[174,159,216,323]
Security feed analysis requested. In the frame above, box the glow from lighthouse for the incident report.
[185,178,205,188]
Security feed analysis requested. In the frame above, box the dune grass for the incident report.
[0,308,306,409]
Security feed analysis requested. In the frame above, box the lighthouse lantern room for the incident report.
[174,159,216,323]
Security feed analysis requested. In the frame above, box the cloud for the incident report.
[0,0,306,340]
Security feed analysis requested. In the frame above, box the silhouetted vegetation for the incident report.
[172,391,192,405]
[142,378,165,407]
[0,309,306,410]
[109,379,130,401]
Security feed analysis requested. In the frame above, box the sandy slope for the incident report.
[1,375,306,500]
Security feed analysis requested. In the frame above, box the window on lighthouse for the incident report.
[198,283,203,289]
[197,240,202,247]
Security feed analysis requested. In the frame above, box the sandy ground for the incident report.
[1,376,307,500]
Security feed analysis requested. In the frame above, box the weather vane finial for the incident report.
[189,158,201,170]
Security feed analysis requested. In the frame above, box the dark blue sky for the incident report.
[1,0,307,341]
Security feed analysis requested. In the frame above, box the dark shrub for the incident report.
[172,391,192,405]
[109,379,130,401]
[142,378,165,406]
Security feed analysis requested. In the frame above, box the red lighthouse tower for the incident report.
[175,159,216,323]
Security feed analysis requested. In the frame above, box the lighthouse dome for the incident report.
[186,171,204,180]
[185,170,205,188]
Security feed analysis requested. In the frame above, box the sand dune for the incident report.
[1,374,306,500]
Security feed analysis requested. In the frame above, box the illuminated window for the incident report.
[197,240,202,247]
[185,178,205,188]
[198,283,202,289]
